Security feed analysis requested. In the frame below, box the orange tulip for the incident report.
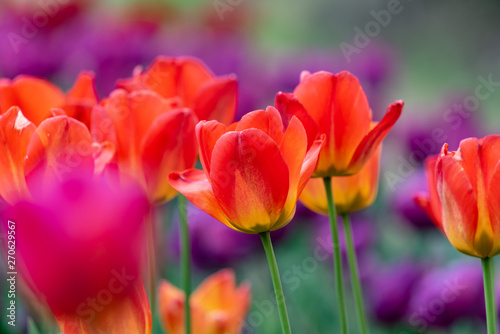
[413,155,443,231]
[0,106,112,204]
[92,89,197,203]
[0,72,98,127]
[300,146,382,215]
[117,57,237,125]
[276,71,403,177]
[169,106,325,233]
[158,269,250,334]
[431,136,500,258]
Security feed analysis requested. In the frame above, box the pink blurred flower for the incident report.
[2,176,152,332]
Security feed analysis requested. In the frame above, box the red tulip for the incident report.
[2,176,151,333]
[117,57,237,125]
[92,89,197,203]
[0,72,98,127]
[0,106,112,204]
[429,136,500,258]
[276,71,403,177]
[169,106,325,233]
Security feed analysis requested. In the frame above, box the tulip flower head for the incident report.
[0,106,113,204]
[2,176,152,333]
[0,72,98,127]
[300,146,382,215]
[427,136,500,258]
[276,71,403,177]
[92,89,197,203]
[158,269,250,334]
[117,56,237,125]
[169,106,325,233]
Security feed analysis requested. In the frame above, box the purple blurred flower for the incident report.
[366,260,423,323]
[392,167,435,229]
[312,214,375,267]
[406,259,485,329]
[395,95,483,164]
[0,9,162,96]
[171,203,291,270]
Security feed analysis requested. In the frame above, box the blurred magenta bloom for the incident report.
[2,176,152,332]
[406,260,485,329]
[313,214,375,264]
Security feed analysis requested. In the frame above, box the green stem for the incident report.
[259,231,292,334]
[342,214,369,334]
[482,257,498,334]
[323,177,348,334]
[146,211,156,312]
[179,195,191,334]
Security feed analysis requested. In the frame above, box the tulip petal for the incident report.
[168,169,236,231]
[331,145,381,214]
[274,117,307,227]
[486,158,500,257]
[275,92,319,148]
[56,279,151,334]
[235,106,284,144]
[118,57,213,108]
[158,281,185,334]
[294,71,372,172]
[24,116,94,193]
[91,105,117,145]
[175,57,214,106]
[63,72,99,128]
[102,90,173,172]
[479,135,500,188]
[193,76,237,125]
[348,100,403,174]
[210,129,289,233]
[298,134,326,194]
[191,269,251,334]
[1,76,65,125]
[438,153,480,257]
[414,155,442,230]
[0,107,36,203]
[93,141,116,175]
[293,71,336,140]
[66,72,99,102]
[454,138,496,256]
[191,269,237,311]
[454,138,480,193]
[299,178,328,215]
[196,120,227,178]
[141,109,197,203]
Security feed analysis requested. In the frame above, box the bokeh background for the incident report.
[1,0,500,333]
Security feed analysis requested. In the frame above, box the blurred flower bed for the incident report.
[1,0,500,333]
